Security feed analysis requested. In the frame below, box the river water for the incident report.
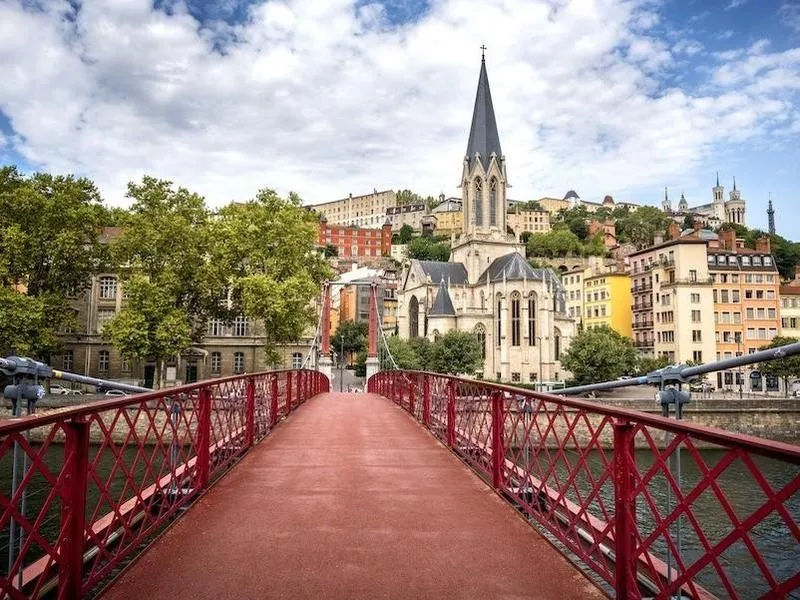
[1,444,798,598]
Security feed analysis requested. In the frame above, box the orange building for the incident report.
[318,217,392,260]
[710,228,781,392]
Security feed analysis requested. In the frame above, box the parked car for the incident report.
[48,384,71,395]
[105,389,130,397]
[689,382,715,393]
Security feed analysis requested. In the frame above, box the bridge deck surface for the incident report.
[104,392,603,600]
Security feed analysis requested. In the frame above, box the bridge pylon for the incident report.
[318,281,333,382]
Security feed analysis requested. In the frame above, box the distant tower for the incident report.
[662,187,671,212]
[726,176,746,226]
[678,192,688,213]
[712,171,725,221]
[767,195,775,235]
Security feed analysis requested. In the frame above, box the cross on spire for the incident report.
[480,44,487,61]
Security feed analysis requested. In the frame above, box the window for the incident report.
[99,276,118,300]
[720,290,729,303]
[291,352,303,369]
[732,290,740,303]
[764,256,773,266]
[691,293,700,303]
[211,352,222,374]
[692,351,703,363]
[233,316,249,337]
[97,309,115,334]
[63,350,73,371]
[689,270,697,282]
[98,350,110,373]
[208,319,226,337]
[511,293,521,346]
[475,325,486,360]
[554,330,561,361]
[121,358,131,373]
[489,178,497,227]
[512,372,520,382]
[691,310,701,323]
[474,178,484,226]
[234,352,245,373]
[496,296,503,344]
[692,330,702,342]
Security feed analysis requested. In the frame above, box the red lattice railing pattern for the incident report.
[0,370,328,599]
[369,371,800,599]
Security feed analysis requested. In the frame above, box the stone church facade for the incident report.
[396,55,573,386]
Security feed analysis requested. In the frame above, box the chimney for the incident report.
[755,236,771,254]
[719,227,735,251]
[668,222,681,240]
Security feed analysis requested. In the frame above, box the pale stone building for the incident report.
[312,189,396,228]
[662,175,747,229]
[396,55,573,386]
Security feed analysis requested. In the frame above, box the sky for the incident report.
[1,0,799,237]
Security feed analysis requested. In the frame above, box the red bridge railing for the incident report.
[0,369,328,599]
[369,371,800,599]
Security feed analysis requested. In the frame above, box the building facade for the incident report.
[318,218,392,260]
[506,209,551,239]
[780,268,800,339]
[582,272,633,338]
[311,189,396,228]
[385,203,428,231]
[396,56,573,386]
[662,175,746,228]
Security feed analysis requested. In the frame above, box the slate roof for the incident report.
[429,280,456,316]
[476,252,540,285]
[564,190,580,200]
[465,58,503,171]
[417,261,469,285]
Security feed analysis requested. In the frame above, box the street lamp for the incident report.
[340,335,345,392]
[735,331,743,400]
[536,335,549,392]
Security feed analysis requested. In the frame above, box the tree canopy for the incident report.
[426,330,483,375]
[407,237,451,261]
[396,189,436,208]
[560,325,639,385]
[332,320,368,360]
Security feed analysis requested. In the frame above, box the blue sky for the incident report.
[0,0,798,238]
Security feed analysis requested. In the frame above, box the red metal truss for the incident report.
[0,370,328,599]
[368,371,800,600]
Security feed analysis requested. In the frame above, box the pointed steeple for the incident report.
[429,279,456,316]
[716,171,720,187]
[733,176,737,191]
[465,51,502,171]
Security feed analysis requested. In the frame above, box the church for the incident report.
[396,55,574,386]
[662,174,747,229]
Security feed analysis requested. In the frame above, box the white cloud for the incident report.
[725,0,748,10]
[780,2,800,33]
[0,0,797,212]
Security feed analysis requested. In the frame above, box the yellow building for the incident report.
[536,197,570,214]
[434,209,464,236]
[562,267,590,330]
[583,272,633,338]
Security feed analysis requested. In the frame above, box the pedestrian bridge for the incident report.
[1,370,798,599]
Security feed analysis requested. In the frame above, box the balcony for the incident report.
[633,339,654,348]
[660,277,713,288]
[632,303,653,312]
[632,320,654,330]
[632,282,653,293]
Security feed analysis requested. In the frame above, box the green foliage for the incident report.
[508,200,544,213]
[0,288,63,356]
[526,230,584,258]
[426,330,483,375]
[636,354,671,374]
[396,189,435,208]
[560,325,639,385]
[758,336,800,397]
[0,167,108,358]
[382,335,422,370]
[615,206,672,249]
[682,213,697,231]
[324,243,338,258]
[408,237,451,261]
[397,224,414,244]
[332,320,368,358]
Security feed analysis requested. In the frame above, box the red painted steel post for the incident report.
[286,372,293,413]
[270,374,279,428]
[60,418,90,600]
[368,282,378,358]
[491,391,506,490]
[321,282,332,356]
[447,380,456,447]
[422,374,431,427]
[613,418,637,598]
[409,380,416,416]
[245,376,255,447]
[296,371,302,406]
[196,387,212,489]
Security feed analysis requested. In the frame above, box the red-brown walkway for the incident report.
[104,393,604,600]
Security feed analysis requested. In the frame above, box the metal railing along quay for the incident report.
[369,345,800,599]
[0,367,328,598]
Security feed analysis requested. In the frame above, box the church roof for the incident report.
[429,280,456,316]
[564,190,580,200]
[465,57,502,171]
[476,252,539,284]
[417,260,469,285]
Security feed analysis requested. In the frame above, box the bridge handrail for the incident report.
[0,369,329,598]
[369,370,800,600]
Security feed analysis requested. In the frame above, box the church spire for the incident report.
[768,194,775,235]
[716,171,720,187]
[465,48,502,171]
[733,176,737,191]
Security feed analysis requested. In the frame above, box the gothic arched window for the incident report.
[496,293,502,344]
[554,328,562,361]
[489,178,498,227]
[511,292,521,346]
[409,296,419,339]
[474,324,486,360]
[475,178,484,226]
[528,293,537,346]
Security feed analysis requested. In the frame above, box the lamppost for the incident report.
[536,335,549,392]
[340,335,345,392]
[736,331,743,399]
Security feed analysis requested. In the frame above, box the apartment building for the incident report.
[562,267,588,329]
[507,209,551,240]
[583,272,633,338]
[710,229,781,392]
[318,217,392,260]
[780,267,800,339]
[629,224,716,364]
[385,203,427,231]
[311,190,396,228]
[433,210,464,236]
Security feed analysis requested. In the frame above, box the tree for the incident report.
[616,206,671,249]
[637,354,671,374]
[0,167,107,359]
[382,335,422,370]
[212,189,332,366]
[396,190,435,208]
[526,230,583,258]
[0,288,61,357]
[426,330,483,375]
[397,224,414,244]
[682,213,697,231]
[324,244,338,258]
[408,337,432,369]
[107,177,214,386]
[407,237,451,261]
[332,320,368,364]
[560,325,639,385]
[757,336,800,397]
